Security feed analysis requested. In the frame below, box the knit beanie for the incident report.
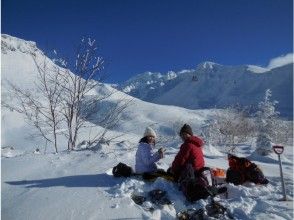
[144,127,157,138]
[180,124,193,136]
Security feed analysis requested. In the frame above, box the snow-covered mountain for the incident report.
[119,61,293,119]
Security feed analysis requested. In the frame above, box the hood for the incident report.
[185,136,204,147]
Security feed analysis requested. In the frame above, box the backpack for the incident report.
[112,162,133,177]
[178,164,210,202]
[226,154,269,185]
[246,163,269,185]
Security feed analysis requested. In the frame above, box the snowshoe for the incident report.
[148,189,173,206]
[131,189,173,212]
[131,194,155,212]
[131,194,147,205]
[205,200,234,219]
[177,208,205,220]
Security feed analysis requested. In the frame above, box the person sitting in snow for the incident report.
[169,124,205,180]
[168,124,227,201]
[135,127,165,174]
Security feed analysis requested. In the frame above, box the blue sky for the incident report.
[2,0,293,83]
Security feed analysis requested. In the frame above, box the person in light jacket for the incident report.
[135,127,164,174]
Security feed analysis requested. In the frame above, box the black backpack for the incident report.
[178,164,210,202]
[112,162,133,177]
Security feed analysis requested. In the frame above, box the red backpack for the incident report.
[226,154,269,185]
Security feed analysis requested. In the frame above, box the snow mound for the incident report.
[225,182,293,219]
[1,147,24,158]
[204,144,224,158]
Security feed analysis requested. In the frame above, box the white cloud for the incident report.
[247,65,269,73]
[267,53,294,69]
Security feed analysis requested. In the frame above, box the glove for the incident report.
[158,148,165,158]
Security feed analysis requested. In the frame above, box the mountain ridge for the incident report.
[119,59,293,119]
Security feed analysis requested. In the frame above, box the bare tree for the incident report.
[56,38,131,150]
[58,38,103,150]
[3,37,131,152]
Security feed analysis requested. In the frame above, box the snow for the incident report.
[247,65,269,73]
[166,71,177,80]
[201,61,217,69]
[204,144,224,157]
[1,34,294,220]
[2,142,293,220]
[1,147,24,158]
[178,69,194,74]
[122,84,136,93]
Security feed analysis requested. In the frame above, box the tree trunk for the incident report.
[53,126,58,153]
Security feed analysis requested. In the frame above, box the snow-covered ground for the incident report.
[1,34,293,220]
[2,139,293,220]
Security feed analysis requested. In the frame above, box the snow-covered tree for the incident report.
[255,89,279,156]
[255,133,272,156]
[201,119,219,145]
[270,120,293,145]
[214,106,255,152]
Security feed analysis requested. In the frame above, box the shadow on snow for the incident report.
[6,173,124,188]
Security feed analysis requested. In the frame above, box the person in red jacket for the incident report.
[171,124,205,180]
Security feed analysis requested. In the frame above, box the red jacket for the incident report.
[171,135,205,178]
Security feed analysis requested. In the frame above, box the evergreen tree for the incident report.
[255,89,279,156]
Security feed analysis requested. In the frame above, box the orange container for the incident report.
[211,168,226,177]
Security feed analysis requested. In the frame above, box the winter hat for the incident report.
[144,127,157,138]
[180,124,193,136]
